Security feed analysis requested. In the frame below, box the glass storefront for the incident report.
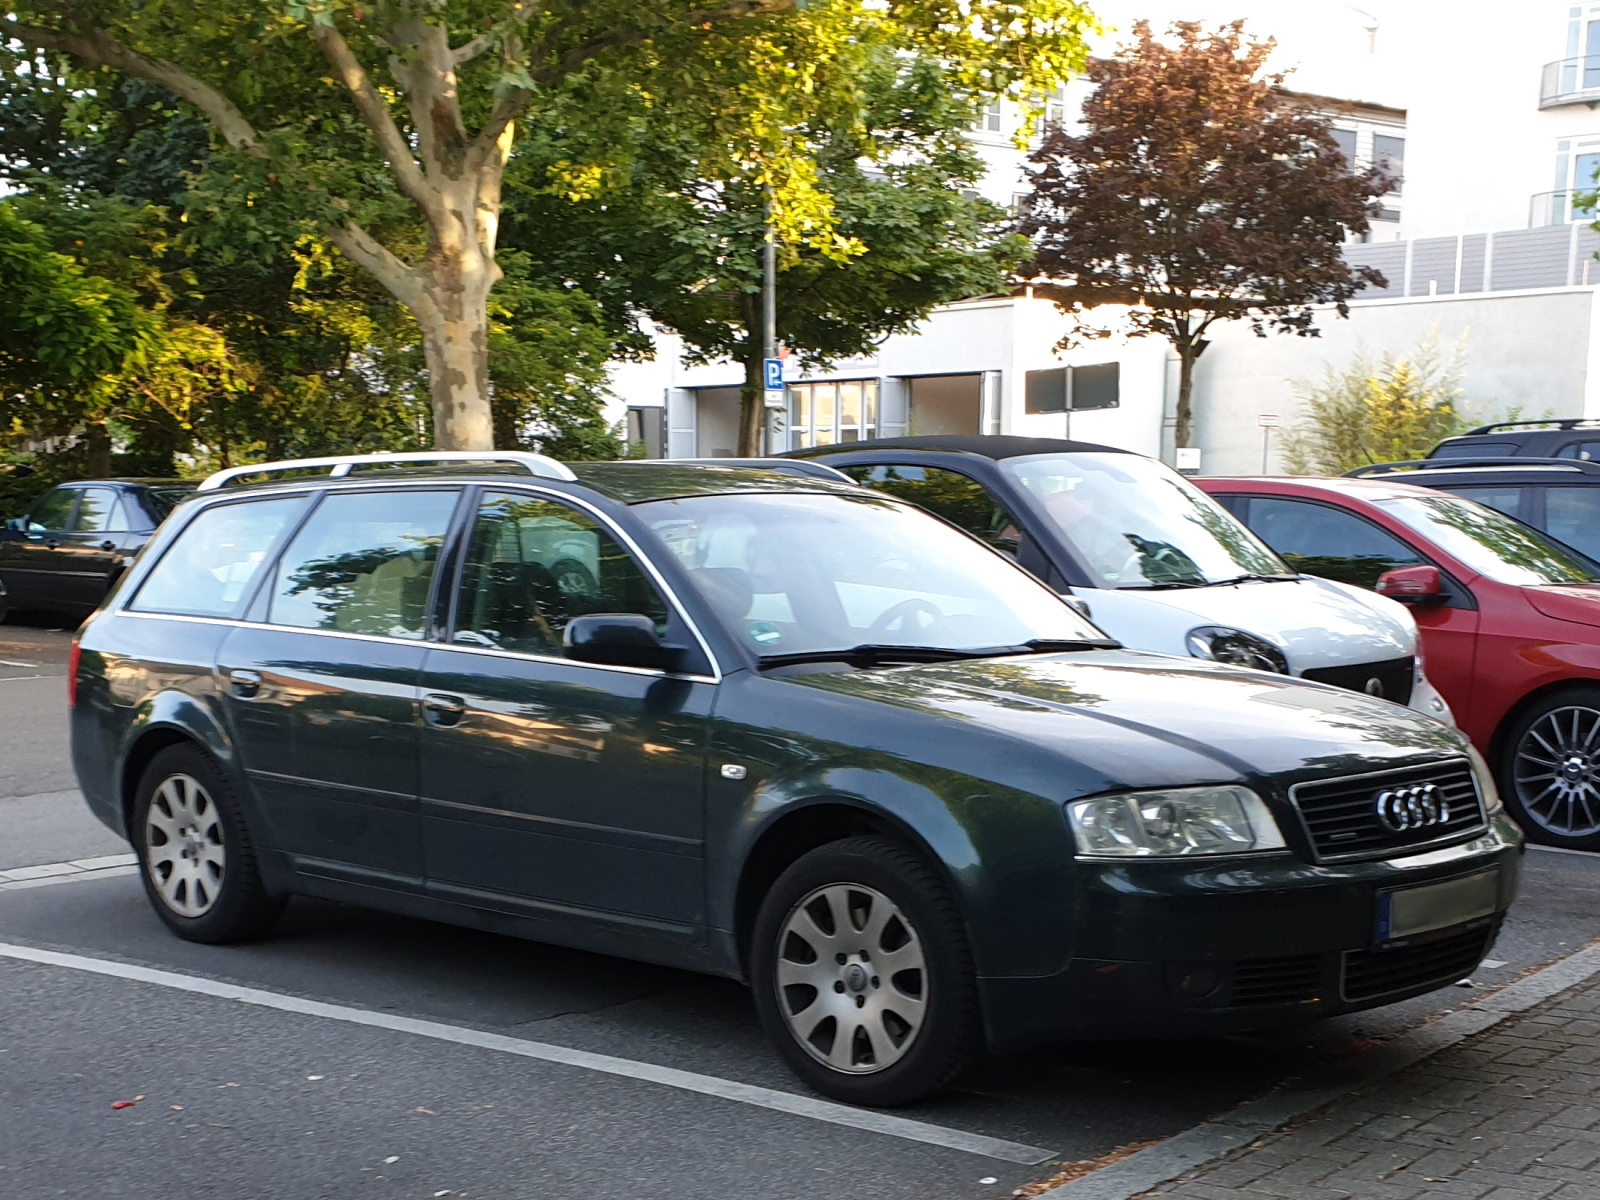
[787,381,878,450]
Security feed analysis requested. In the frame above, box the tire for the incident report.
[132,744,284,943]
[0,580,9,624]
[1498,687,1600,850]
[749,836,980,1106]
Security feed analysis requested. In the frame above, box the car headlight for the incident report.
[1185,626,1288,674]
[1066,785,1287,857]
[1465,744,1504,814]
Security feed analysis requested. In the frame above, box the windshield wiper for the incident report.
[758,644,998,670]
[1205,572,1299,587]
[758,639,1113,670]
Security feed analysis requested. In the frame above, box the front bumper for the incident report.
[979,814,1523,1051]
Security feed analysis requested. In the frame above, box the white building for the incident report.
[610,1,1600,473]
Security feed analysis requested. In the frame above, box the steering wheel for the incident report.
[868,598,942,639]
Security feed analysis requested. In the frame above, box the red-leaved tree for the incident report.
[1018,21,1393,450]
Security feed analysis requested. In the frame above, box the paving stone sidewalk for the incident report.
[1146,973,1600,1200]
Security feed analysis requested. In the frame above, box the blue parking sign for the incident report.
[763,359,784,391]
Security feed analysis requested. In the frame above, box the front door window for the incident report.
[452,492,669,655]
[1244,497,1423,590]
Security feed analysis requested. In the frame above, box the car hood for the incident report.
[1078,576,1416,672]
[1525,585,1600,629]
[788,649,1466,790]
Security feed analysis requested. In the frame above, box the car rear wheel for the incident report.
[749,837,979,1106]
[1500,688,1600,850]
[133,744,284,942]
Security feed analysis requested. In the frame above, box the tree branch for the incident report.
[310,19,438,218]
[451,32,495,65]
[1,17,264,156]
[323,220,430,313]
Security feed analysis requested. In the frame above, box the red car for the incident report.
[1199,475,1600,850]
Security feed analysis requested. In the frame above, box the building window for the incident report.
[1023,363,1120,414]
[1330,127,1358,167]
[1045,88,1068,128]
[626,407,665,458]
[981,101,1003,132]
[788,380,877,450]
[1374,134,1405,194]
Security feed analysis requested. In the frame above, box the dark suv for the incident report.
[70,451,1522,1105]
[1347,457,1600,563]
[0,479,195,623]
[1429,418,1600,461]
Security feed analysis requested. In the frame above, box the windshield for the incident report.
[1375,493,1600,585]
[999,452,1289,587]
[634,492,1108,657]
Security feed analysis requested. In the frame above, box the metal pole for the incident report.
[761,199,778,456]
[1261,427,1270,474]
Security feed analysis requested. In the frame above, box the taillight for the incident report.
[67,639,82,708]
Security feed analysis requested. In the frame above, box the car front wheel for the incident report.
[1501,688,1600,850]
[750,837,979,1106]
[133,744,284,943]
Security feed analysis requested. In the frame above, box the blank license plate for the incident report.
[1377,870,1500,943]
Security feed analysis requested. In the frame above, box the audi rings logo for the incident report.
[1375,783,1450,832]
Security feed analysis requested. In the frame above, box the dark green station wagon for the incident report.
[69,452,1524,1105]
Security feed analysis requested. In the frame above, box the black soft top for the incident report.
[789,435,1128,460]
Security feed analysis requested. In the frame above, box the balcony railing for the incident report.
[1530,190,1599,226]
[1540,56,1600,107]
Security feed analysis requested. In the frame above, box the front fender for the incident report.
[704,676,1083,980]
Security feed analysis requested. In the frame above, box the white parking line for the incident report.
[0,658,39,667]
[0,855,138,890]
[0,941,1055,1165]
[1527,843,1599,858]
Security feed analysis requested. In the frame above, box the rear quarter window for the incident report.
[129,498,304,618]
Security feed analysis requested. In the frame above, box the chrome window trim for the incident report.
[1287,757,1487,865]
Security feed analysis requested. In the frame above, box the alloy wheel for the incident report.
[774,883,928,1075]
[1513,705,1600,838]
[144,773,226,917]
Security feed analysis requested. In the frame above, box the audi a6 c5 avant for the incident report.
[68,452,1524,1106]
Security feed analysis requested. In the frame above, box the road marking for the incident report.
[1527,843,1599,858]
[0,941,1054,1165]
[0,674,51,683]
[0,854,137,890]
[0,658,39,667]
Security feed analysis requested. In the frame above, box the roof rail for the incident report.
[1457,417,1600,435]
[1346,456,1600,477]
[196,450,578,492]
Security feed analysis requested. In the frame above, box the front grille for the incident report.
[1301,656,1415,705]
[1231,954,1323,1006]
[1342,925,1493,1001]
[1290,759,1485,863]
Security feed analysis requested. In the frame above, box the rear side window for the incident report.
[131,499,303,618]
[1543,487,1600,561]
[1443,485,1526,522]
[1556,441,1600,461]
[1430,440,1517,459]
[1244,497,1423,589]
[74,488,126,533]
[268,490,459,640]
[26,488,76,533]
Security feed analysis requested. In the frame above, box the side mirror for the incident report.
[564,613,683,671]
[1377,565,1444,605]
[2,518,19,532]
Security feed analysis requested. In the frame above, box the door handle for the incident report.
[423,693,466,726]
[227,669,263,698]
[99,540,116,551]
[45,539,59,550]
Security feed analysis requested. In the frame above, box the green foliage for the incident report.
[1281,333,1477,475]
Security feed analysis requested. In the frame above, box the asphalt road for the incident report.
[4,621,1600,1199]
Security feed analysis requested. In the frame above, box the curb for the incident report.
[1033,938,1600,1199]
